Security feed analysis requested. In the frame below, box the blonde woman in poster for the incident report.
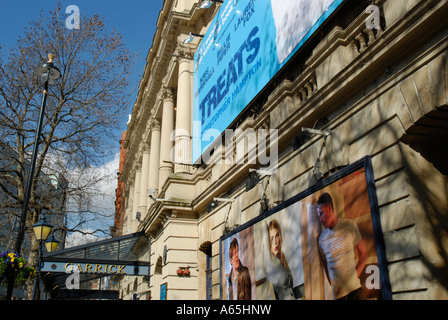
[262,219,295,300]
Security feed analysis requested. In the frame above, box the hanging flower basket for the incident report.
[0,251,36,285]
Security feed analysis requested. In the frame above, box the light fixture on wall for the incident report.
[207,196,234,213]
[292,130,312,150]
[147,188,167,202]
[207,201,218,212]
[246,169,273,213]
[249,168,274,176]
[246,170,261,192]
[246,168,274,192]
[301,127,332,182]
[213,197,235,203]
[136,211,144,222]
[199,0,223,9]
[301,127,332,137]
[183,32,205,44]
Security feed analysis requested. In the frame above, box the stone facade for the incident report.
[116,0,448,300]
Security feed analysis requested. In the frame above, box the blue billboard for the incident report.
[192,0,344,163]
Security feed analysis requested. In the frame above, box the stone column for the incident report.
[148,119,161,202]
[159,87,175,190]
[125,184,134,234]
[138,144,150,218]
[174,46,194,173]
[131,167,141,233]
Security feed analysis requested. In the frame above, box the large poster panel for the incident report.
[220,157,391,300]
[193,0,345,163]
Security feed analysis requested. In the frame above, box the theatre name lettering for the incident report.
[42,260,149,276]
[64,262,127,274]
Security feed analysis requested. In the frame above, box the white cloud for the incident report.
[64,152,120,239]
[89,152,120,214]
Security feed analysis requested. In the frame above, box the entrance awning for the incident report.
[40,232,150,300]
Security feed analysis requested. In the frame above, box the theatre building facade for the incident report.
[116,0,448,300]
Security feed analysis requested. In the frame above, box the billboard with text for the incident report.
[192,0,344,163]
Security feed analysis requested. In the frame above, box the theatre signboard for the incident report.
[192,0,344,163]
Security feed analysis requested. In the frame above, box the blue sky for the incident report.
[0,0,164,135]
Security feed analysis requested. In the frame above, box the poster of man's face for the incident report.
[221,162,389,300]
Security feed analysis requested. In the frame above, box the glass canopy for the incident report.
[43,232,148,262]
[40,232,150,299]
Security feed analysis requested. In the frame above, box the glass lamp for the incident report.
[45,234,60,252]
[32,215,53,241]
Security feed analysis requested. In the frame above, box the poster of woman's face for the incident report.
[221,160,390,300]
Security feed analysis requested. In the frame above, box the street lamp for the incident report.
[32,215,53,242]
[36,54,61,84]
[14,54,61,257]
[45,233,60,253]
[31,214,58,300]
[5,54,61,301]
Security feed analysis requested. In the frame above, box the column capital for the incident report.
[161,87,175,102]
[150,118,161,132]
[174,43,195,61]
[141,143,151,154]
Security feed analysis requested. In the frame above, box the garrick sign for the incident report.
[41,260,150,276]
[65,263,127,274]
[40,233,150,277]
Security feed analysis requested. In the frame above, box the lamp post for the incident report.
[14,54,61,257]
[31,214,58,300]
[5,54,60,301]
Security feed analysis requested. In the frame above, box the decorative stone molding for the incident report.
[174,43,195,60]
[161,86,175,102]
[150,118,161,132]
[141,143,151,154]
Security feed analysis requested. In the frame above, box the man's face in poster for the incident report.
[230,244,240,269]
[317,203,337,229]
